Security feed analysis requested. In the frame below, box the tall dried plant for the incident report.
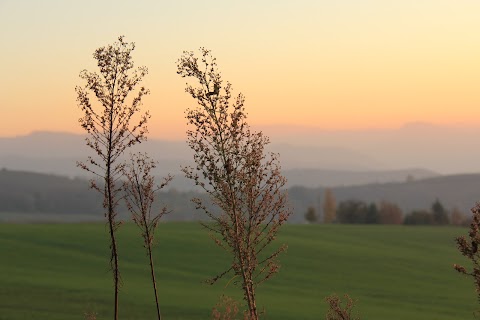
[123,153,171,320]
[454,202,480,310]
[177,48,291,319]
[76,36,150,320]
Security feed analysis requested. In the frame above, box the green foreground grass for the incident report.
[0,222,476,319]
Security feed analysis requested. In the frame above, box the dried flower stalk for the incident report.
[177,48,291,319]
[124,152,171,320]
[76,36,150,320]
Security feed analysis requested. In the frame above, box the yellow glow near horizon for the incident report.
[1,1,479,139]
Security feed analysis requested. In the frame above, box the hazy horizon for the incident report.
[2,123,480,176]
[1,120,479,140]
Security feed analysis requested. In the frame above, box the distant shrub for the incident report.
[450,207,468,226]
[378,201,403,225]
[336,200,368,224]
[305,206,319,223]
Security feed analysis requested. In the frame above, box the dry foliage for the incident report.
[123,152,171,320]
[84,311,97,320]
[325,294,361,320]
[177,48,291,319]
[76,36,150,319]
[211,295,242,320]
[378,201,403,225]
[454,202,480,308]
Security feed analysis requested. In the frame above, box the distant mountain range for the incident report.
[0,131,443,189]
[255,122,480,174]
[283,168,438,188]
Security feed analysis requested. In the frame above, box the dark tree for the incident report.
[76,36,150,319]
[432,198,449,225]
[365,203,379,224]
[177,48,291,319]
[336,200,368,224]
[305,206,319,223]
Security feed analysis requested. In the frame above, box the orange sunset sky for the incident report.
[1,1,479,140]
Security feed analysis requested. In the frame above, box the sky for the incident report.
[1,0,479,140]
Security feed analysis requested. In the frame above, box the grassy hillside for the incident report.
[0,223,476,319]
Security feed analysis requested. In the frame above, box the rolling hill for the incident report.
[1,169,480,223]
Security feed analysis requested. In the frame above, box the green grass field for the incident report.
[0,222,476,319]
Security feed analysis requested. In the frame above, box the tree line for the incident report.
[305,189,469,226]
[0,169,471,228]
